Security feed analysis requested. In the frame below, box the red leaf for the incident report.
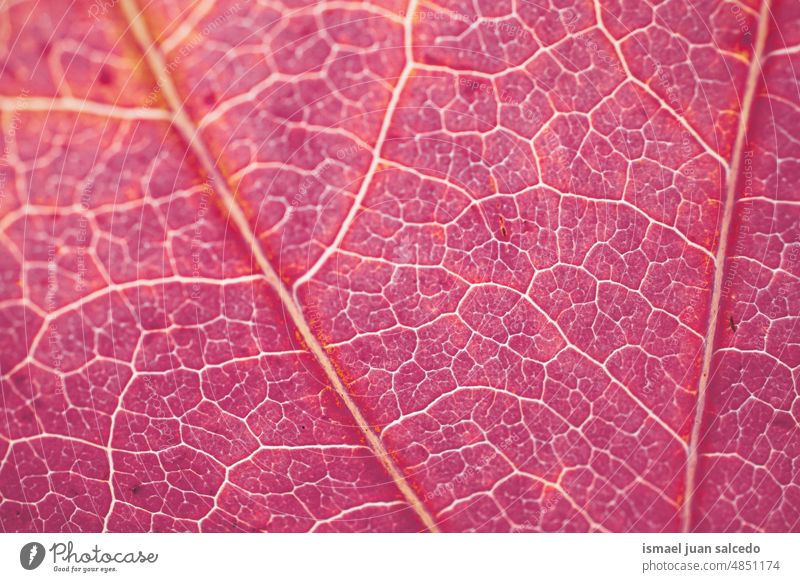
[0,0,798,532]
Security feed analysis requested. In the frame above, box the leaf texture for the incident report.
[0,0,798,533]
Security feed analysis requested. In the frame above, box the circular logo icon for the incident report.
[20,542,46,570]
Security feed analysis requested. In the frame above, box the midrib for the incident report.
[681,0,773,532]
[119,0,439,532]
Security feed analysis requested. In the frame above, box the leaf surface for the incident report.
[0,0,798,532]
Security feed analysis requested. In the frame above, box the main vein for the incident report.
[681,0,773,532]
[118,0,439,532]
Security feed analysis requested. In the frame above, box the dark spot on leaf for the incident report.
[98,66,114,86]
[204,91,216,106]
[729,315,738,333]
[498,216,508,239]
